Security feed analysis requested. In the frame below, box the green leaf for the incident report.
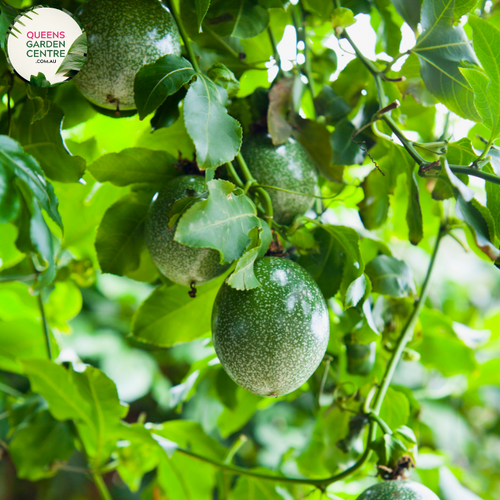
[0,136,62,228]
[229,475,285,500]
[88,148,178,186]
[460,17,500,140]
[134,55,196,120]
[151,88,186,131]
[417,309,477,376]
[380,387,410,431]
[0,318,57,373]
[365,255,416,298]
[227,220,272,290]
[152,420,226,460]
[396,425,417,444]
[412,0,479,120]
[131,274,227,347]
[231,1,270,38]
[314,85,351,125]
[331,7,356,30]
[207,62,240,98]
[175,179,259,264]
[372,434,407,466]
[29,198,56,287]
[345,336,376,375]
[0,163,21,223]
[195,0,211,31]
[455,195,499,261]
[485,167,500,234]
[56,33,87,74]
[374,0,403,58]
[10,101,86,183]
[331,119,364,166]
[0,0,17,50]
[184,74,242,168]
[293,116,342,182]
[21,361,127,466]
[9,410,74,481]
[392,0,421,32]
[297,226,345,299]
[320,225,365,307]
[95,191,153,276]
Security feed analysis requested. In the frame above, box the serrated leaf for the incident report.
[412,0,479,120]
[460,17,500,140]
[10,101,86,183]
[227,220,272,290]
[380,387,410,431]
[132,274,226,347]
[134,55,196,120]
[95,192,152,276]
[231,1,270,38]
[56,33,87,74]
[314,85,351,125]
[175,179,259,264]
[365,255,416,298]
[88,148,178,186]
[184,74,242,168]
[372,434,407,466]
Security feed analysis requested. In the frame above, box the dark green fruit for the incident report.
[357,481,440,500]
[75,0,181,110]
[212,257,329,397]
[241,134,318,225]
[145,176,229,286]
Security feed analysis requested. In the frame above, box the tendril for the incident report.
[351,137,386,176]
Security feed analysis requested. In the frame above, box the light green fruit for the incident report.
[212,257,329,397]
[241,134,318,225]
[146,176,229,286]
[75,0,181,111]
[357,481,441,500]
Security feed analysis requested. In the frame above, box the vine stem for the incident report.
[165,0,201,73]
[92,472,113,500]
[37,290,52,361]
[0,273,38,283]
[236,153,274,225]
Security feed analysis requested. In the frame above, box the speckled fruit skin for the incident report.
[357,481,441,500]
[212,257,329,397]
[146,176,229,286]
[75,0,181,110]
[241,134,318,225]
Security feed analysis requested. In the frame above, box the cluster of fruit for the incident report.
[71,1,442,497]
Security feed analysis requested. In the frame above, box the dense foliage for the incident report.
[0,0,499,499]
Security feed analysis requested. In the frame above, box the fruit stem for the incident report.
[225,162,244,188]
[164,0,201,73]
[236,153,274,225]
[92,472,113,500]
[37,289,52,361]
